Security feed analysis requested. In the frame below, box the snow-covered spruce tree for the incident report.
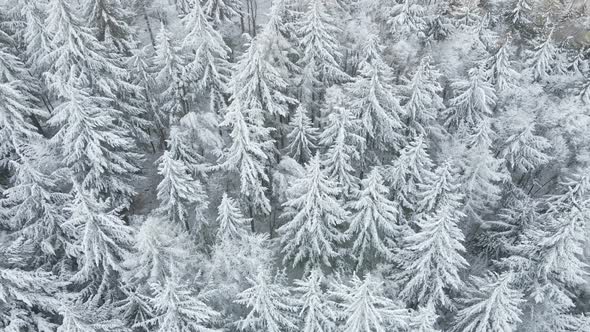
[297,0,348,112]
[181,1,231,113]
[45,0,148,141]
[526,29,558,82]
[346,32,404,152]
[216,104,273,217]
[396,165,468,308]
[57,304,127,332]
[416,161,462,215]
[346,168,401,269]
[235,271,298,332]
[142,273,219,332]
[331,273,410,332]
[386,135,434,212]
[153,22,188,123]
[460,120,507,223]
[19,0,52,76]
[401,57,444,138]
[81,0,136,51]
[286,105,318,164]
[409,303,439,332]
[386,0,427,37]
[203,0,241,26]
[216,192,250,241]
[0,265,60,330]
[156,150,207,232]
[510,0,533,25]
[123,215,190,287]
[226,35,296,121]
[279,154,348,269]
[62,183,134,303]
[445,66,497,129]
[47,86,140,208]
[292,268,336,332]
[501,123,551,174]
[485,37,519,92]
[454,271,524,332]
[318,97,364,196]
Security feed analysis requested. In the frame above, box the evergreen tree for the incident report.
[397,167,468,308]
[47,87,140,207]
[454,271,524,332]
[445,66,497,129]
[331,273,410,332]
[502,124,551,173]
[386,135,434,211]
[216,192,250,241]
[63,184,134,303]
[409,304,439,332]
[82,0,135,51]
[292,268,335,332]
[181,1,231,113]
[297,0,348,109]
[226,36,296,119]
[387,0,427,37]
[346,168,400,269]
[510,0,532,25]
[526,29,558,82]
[153,22,188,122]
[346,33,404,151]
[486,37,519,92]
[401,57,444,138]
[319,101,364,195]
[235,271,298,332]
[203,0,241,26]
[279,154,348,269]
[286,105,318,164]
[156,150,207,231]
[143,273,219,332]
[217,105,273,216]
[0,266,59,330]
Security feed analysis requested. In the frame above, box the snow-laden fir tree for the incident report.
[62,183,134,303]
[346,168,401,269]
[226,35,296,120]
[279,154,348,269]
[401,57,444,138]
[397,163,468,308]
[216,192,250,241]
[331,273,410,332]
[501,123,551,173]
[57,304,127,332]
[0,265,59,330]
[286,105,318,164]
[153,22,188,122]
[123,216,190,287]
[346,32,404,152]
[409,303,439,332]
[460,120,507,222]
[445,66,497,129]
[416,161,462,215]
[216,104,273,217]
[387,0,427,37]
[142,273,219,332]
[81,0,135,51]
[510,0,533,25]
[318,95,364,195]
[47,87,140,208]
[526,29,558,82]
[386,135,434,212]
[235,271,298,332]
[156,150,207,232]
[292,268,336,332]
[19,0,52,75]
[203,0,241,26]
[297,0,348,109]
[454,271,524,332]
[45,0,147,139]
[181,1,231,113]
[485,37,519,92]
